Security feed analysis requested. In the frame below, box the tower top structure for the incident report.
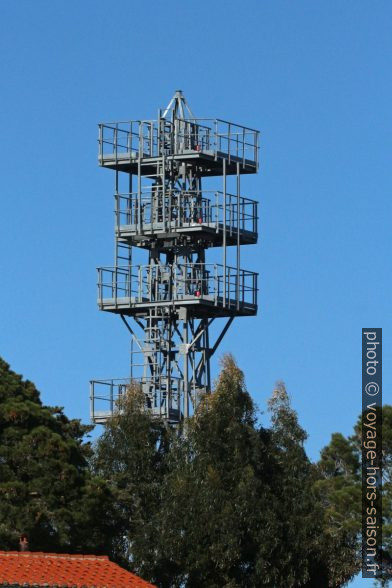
[161,90,195,120]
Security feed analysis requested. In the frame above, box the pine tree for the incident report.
[0,357,114,554]
[315,406,392,586]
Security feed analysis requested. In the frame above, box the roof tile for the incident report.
[0,551,155,588]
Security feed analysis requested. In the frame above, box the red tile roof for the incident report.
[0,551,155,588]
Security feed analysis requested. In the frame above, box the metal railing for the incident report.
[90,377,182,421]
[98,118,259,167]
[114,189,258,236]
[89,378,129,419]
[97,263,258,310]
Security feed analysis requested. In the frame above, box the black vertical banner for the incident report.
[362,328,382,578]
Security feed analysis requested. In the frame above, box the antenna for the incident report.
[161,90,195,120]
[90,93,260,424]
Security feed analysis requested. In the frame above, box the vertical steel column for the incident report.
[98,125,102,161]
[162,150,166,232]
[157,110,162,156]
[89,381,94,422]
[183,309,189,418]
[236,162,240,309]
[129,171,133,225]
[137,124,142,234]
[130,337,134,381]
[115,170,119,267]
[222,158,227,307]
[205,318,211,392]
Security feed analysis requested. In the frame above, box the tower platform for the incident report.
[90,377,184,424]
[98,118,259,176]
[115,190,258,247]
[97,264,258,318]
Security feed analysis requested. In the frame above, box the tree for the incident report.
[261,381,361,588]
[0,357,114,554]
[93,383,170,575]
[315,406,392,586]
[157,355,274,587]
[95,356,361,587]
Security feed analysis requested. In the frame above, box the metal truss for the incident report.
[90,91,260,424]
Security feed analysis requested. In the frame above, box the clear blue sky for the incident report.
[0,2,390,584]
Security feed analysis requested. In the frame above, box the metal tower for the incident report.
[90,91,259,424]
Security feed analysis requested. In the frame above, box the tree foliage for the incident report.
[94,356,363,587]
[92,383,170,573]
[3,354,390,586]
[315,406,392,586]
[156,356,272,587]
[0,357,114,554]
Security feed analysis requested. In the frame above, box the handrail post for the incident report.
[242,127,245,167]
[215,191,219,232]
[149,122,153,157]
[228,123,231,164]
[98,124,103,161]
[97,268,101,307]
[114,125,118,164]
[215,119,218,159]
[227,266,231,308]
[256,274,258,306]
[115,193,119,233]
[114,267,118,308]
[254,202,257,234]
[90,381,94,422]
[110,381,114,415]
[214,264,218,305]
[157,110,161,155]
[255,273,257,306]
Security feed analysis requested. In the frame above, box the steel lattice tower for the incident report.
[90,91,259,424]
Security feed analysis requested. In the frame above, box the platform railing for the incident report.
[114,190,258,235]
[90,377,182,422]
[98,118,259,167]
[97,263,258,310]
